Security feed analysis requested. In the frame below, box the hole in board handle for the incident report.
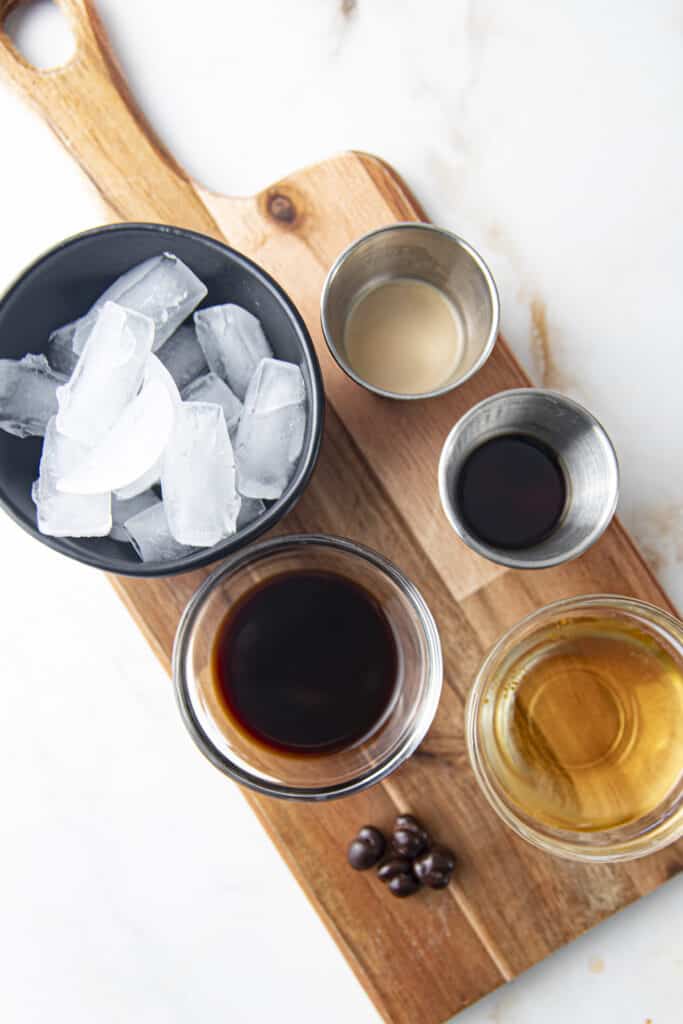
[4,0,75,70]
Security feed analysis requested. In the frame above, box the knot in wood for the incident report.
[268,192,297,224]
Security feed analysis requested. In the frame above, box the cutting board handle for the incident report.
[0,0,220,231]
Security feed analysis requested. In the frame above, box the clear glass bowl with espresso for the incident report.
[173,534,442,800]
[467,596,683,861]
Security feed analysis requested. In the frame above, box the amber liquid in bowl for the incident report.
[489,617,683,831]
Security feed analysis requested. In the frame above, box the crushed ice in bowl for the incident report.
[0,254,308,562]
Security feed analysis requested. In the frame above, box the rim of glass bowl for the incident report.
[172,533,443,801]
[466,594,683,862]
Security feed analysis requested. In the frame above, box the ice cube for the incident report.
[162,401,240,546]
[181,372,242,435]
[234,359,306,500]
[32,417,111,537]
[124,500,197,562]
[110,489,159,542]
[56,302,154,444]
[236,497,266,530]
[46,322,80,376]
[114,463,160,502]
[244,357,305,414]
[57,357,177,495]
[0,353,66,438]
[112,355,181,500]
[72,253,207,354]
[194,304,272,399]
[156,324,208,390]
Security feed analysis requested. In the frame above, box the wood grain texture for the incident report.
[1,4,681,1022]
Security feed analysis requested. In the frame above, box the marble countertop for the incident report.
[0,1,681,1021]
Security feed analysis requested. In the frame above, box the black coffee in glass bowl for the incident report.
[211,570,399,755]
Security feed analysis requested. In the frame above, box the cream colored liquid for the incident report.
[343,278,464,395]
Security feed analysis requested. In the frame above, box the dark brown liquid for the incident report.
[456,433,566,550]
[211,571,398,755]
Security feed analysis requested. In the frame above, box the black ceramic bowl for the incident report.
[0,223,324,577]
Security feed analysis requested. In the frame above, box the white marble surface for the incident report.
[0,1,681,1022]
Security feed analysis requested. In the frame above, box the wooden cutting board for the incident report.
[2,3,682,1021]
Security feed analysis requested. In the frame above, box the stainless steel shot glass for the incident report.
[320,223,499,400]
[438,388,620,569]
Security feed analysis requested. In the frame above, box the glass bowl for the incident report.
[173,534,443,800]
[466,595,683,861]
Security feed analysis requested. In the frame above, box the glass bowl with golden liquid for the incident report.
[466,596,683,861]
